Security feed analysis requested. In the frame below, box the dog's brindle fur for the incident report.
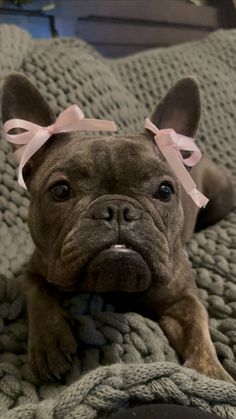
[2,74,235,382]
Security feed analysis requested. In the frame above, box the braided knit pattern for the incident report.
[0,25,236,418]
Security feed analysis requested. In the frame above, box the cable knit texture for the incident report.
[0,24,236,418]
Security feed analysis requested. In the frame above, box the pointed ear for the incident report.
[2,73,56,188]
[150,77,201,137]
[2,72,55,126]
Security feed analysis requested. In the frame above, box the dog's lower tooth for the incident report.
[114,244,126,249]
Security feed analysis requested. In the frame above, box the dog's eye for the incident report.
[50,183,71,202]
[154,183,174,202]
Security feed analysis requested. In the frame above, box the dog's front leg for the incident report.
[22,274,77,380]
[158,294,233,382]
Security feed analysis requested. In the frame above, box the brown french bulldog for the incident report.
[2,73,235,382]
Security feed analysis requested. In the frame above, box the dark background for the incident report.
[0,0,236,57]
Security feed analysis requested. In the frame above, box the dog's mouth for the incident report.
[78,242,152,293]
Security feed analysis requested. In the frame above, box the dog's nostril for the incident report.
[123,207,140,222]
[92,206,114,220]
[124,208,132,222]
[105,207,114,221]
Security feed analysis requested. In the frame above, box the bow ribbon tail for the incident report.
[189,189,209,208]
[18,130,51,189]
[156,134,209,208]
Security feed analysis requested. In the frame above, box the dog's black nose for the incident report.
[92,202,141,223]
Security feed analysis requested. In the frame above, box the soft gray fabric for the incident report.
[0,24,236,418]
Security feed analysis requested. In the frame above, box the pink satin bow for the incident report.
[3,104,117,189]
[145,118,209,208]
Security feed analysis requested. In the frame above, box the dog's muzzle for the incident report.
[79,197,152,293]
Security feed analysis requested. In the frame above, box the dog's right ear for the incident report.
[2,72,55,127]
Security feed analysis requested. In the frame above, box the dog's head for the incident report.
[2,74,200,293]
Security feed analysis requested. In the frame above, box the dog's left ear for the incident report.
[150,77,201,137]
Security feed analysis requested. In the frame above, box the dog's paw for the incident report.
[184,356,234,383]
[28,311,78,381]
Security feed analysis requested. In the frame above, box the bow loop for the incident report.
[54,105,84,133]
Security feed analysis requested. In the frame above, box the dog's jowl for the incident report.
[2,73,235,382]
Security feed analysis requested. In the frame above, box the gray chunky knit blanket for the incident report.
[0,24,236,418]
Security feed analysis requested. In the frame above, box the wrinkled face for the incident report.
[2,73,200,293]
[27,132,184,292]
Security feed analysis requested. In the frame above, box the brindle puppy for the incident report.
[2,73,234,382]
